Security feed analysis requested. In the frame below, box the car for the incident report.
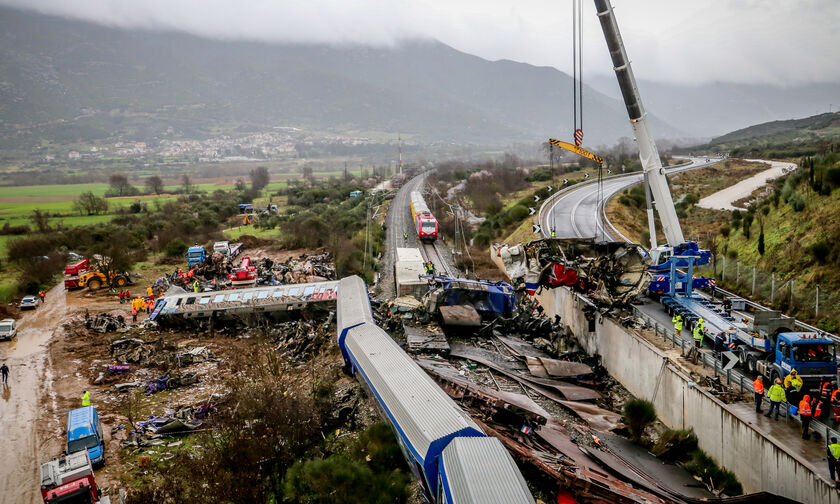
[0,319,16,341]
[19,295,39,310]
[67,252,84,261]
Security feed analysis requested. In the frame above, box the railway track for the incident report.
[421,241,452,276]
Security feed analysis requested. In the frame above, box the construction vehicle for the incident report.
[238,203,254,214]
[40,451,110,504]
[186,244,206,268]
[593,1,714,293]
[228,257,257,287]
[78,270,132,291]
[242,213,257,225]
[63,259,91,290]
[592,2,837,391]
[212,241,243,259]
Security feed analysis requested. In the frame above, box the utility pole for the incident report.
[398,133,403,174]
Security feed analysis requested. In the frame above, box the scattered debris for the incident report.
[494,238,649,306]
[85,313,128,333]
[403,324,450,353]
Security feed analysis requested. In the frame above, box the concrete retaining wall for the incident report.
[536,285,839,504]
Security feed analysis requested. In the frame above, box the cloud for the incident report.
[2,0,838,85]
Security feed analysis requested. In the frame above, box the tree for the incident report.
[623,399,657,443]
[301,164,314,181]
[235,178,246,191]
[758,228,765,256]
[30,209,51,233]
[72,191,109,215]
[250,166,270,190]
[107,174,137,197]
[145,175,164,195]
[181,174,193,194]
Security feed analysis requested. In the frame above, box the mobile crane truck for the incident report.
[593,0,837,391]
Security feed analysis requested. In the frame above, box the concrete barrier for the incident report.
[536,285,840,504]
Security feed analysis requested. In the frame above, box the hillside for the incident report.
[689,112,840,157]
[0,6,682,151]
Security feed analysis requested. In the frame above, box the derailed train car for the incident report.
[337,276,535,504]
[495,238,649,306]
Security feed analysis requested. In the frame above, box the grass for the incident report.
[223,226,283,242]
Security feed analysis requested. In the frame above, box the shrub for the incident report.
[651,429,698,461]
[789,192,805,212]
[682,449,742,495]
[164,238,188,257]
[720,225,731,238]
[282,455,410,504]
[508,204,530,221]
[811,241,831,264]
[622,399,657,442]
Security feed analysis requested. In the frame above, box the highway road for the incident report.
[541,157,724,241]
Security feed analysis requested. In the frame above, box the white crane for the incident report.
[593,0,686,264]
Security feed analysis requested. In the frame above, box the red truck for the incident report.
[40,451,110,503]
[64,259,90,290]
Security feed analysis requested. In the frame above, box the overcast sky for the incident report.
[3,0,838,86]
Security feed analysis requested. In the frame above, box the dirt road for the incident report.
[696,159,797,211]
[0,284,73,504]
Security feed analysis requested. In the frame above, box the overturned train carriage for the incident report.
[496,238,649,306]
[150,280,339,326]
[336,276,534,504]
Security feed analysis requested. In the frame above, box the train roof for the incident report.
[440,437,535,504]
[153,280,339,320]
[343,322,483,460]
[337,276,374,331]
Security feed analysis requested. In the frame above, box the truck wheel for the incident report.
[746,355,757,374]
[115,276,128,287]
[770,370,780,384]
[88,278,102,290]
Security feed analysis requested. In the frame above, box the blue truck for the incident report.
[185,245,206,268]
[66,406,106,467]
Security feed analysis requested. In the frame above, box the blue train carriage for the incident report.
[438,437,535,504]
[336,276,535,503]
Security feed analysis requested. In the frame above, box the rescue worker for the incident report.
[784,369,802,406]
[672,314,683,335]
[690,321,705,364]
[828,437,840,482]
[815,398,827,422]
[821,380,834,404]
[427,261,435,275]
[147,286,153,297]
[39,290,46,303]
[193,279,200,293]
[118,291,125,304]
[722,296,732,316]
[81,390,90,407]
[713,331,725,357]
[551,228,557,238]
[131,305,138,323]
[764,378,786,420]
[799,395,813,439]
[0,362,9,385]
[831,388,840,426]
[403,232,408,242]
[146,297,154,313]
[753,376,765,413]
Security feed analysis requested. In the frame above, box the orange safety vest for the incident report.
[815,401,824,418]
[753,378,765,394]
[799,398,813,416]
[832,389,840,406]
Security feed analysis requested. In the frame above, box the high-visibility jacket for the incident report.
[792,376,804,392]
[82,391,90,407]
[767,384,786,402]
[692,325,704,342]
[815,401,824,418]
[672,315,683,331]
[147,287,153,297]
[753,377,765,394]
[821,382,833,400]
[799,398,812,416]
[829,443,840,461]
[832,389,840,406]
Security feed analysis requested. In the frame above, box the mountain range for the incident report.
[0,5,682,150]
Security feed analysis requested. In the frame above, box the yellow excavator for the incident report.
[78,270,132,290]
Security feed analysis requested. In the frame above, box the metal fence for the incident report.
[632,305,840,443]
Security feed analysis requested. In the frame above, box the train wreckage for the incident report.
[493,238,649,306]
